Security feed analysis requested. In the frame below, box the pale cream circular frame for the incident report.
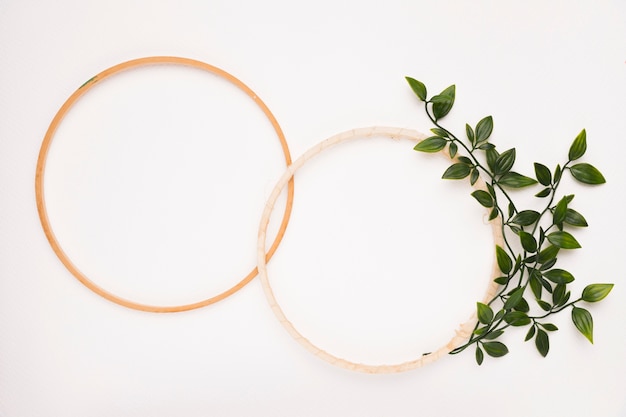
[257,126,504,373]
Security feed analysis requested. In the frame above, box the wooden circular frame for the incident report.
[257,126,503,373]
[35,56,295,313]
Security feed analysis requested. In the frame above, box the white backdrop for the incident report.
[1,1,625,416]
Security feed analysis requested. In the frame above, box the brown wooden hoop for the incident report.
[35,56,295,313]
[257,126,503,373]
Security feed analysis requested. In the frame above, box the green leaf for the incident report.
[510,210,540,226]
[552,283,566,306]
[564,208,588,227]
[431,85,455,120]
[554,164,562,183]
[498,172,538,188]
[514,297,530,313]
[414,136,447,153]
[537,245,560,263]
[582,284,614,302]
[569,163,606,184]
[546,231,581,249]
[535,328,549,357]
[495,245,512,274]
[486,148,499,173]
[529,273,543,299]
[525,325,536,341]
[466,124,475,145]
[449,142,458,158]
[568,129,587,161]
[504,311,531,326]
[475,346,484,365]
[475,116,493,143]
[478,142,495,150]
[534,162,552,186]
[483,341,509,357]
[484,329,505,340]
[535,187,551,198]
[442,163,471,179]
[494,276,510,285]
[543,268,575,284]
[539,258,557,271]
[488,207,499,221]
[471,190,494,208]
[539,323,558,332]
[553,196,569,225]
[519,231,538,253]
[504,287,525,310]
[477,302,494,324]
[405,77,427,101]
[536,299,552,311]
[494,148,516,175]
[572,307,594,343]
[430,127,449,137]
[470,168,479,185]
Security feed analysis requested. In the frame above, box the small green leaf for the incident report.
[519,231,538,253]
[569,163,606,184]
[543,268,575,284]
[495,245,512,274]
[535,187,552,198]
[449,142,458,158]
[537,245,560,263]
[478,142,495,150]
[498,172,538,188]
[471,190,494,208]
[582,284,614,302]
[568,129,587,161]
[564,208,588,227]
[469,168,479,185]
[539,323,558,332]
[552,283,566,306]
[514,297,530,313]
[475,116,493,143]
[405,77,427,101]
[536,299,552,311]
[475,346,484,365]
[431,85,455,120]
[483,341,509,357]
[504,287,525,310]
[534,162,552,186]
[529,273,543,299]
[414,137,447,153]
[546,231,581,249]
[572,307,594,343]
[488,207,499,221]
[476,302,494,324]
[554,164,563,183]
[486,148,499,173]
[553,196,569,225]
[430,127,448,137]
[539,257,557,271]
[494,276,510,285]
[466,124,475,145]
[484,329,505,340]
[525,325,536,341]
[510,210,540,226]
[494,148,516,175]
[442,163,471,179]
[504,311,531,326]
[535,328,550,357]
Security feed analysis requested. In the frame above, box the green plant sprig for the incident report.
[406,77,614,364]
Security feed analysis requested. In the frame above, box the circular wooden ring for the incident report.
[36,56,295,313]
[257,126,503,373]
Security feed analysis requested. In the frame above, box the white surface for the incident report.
[1,1,625,416]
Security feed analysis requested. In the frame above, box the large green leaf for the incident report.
[495,245,512,274]
[510,210,540,226]
[535,328,550,357]
[414,136,447,153]
[494,148,516,175]
[431,85,455,120]
[543,268,575,284]
[471,190,494,208]
[442,163,471,179]
[534,162,552,186]
[569,163,606,184]
[482,341,509,357]
[546,231,581,249]
[581,284,614,302]
[475,116,493,143]
[477,302,494,324]
[498,172,538,188]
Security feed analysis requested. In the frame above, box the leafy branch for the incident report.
[406,77,613,364]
